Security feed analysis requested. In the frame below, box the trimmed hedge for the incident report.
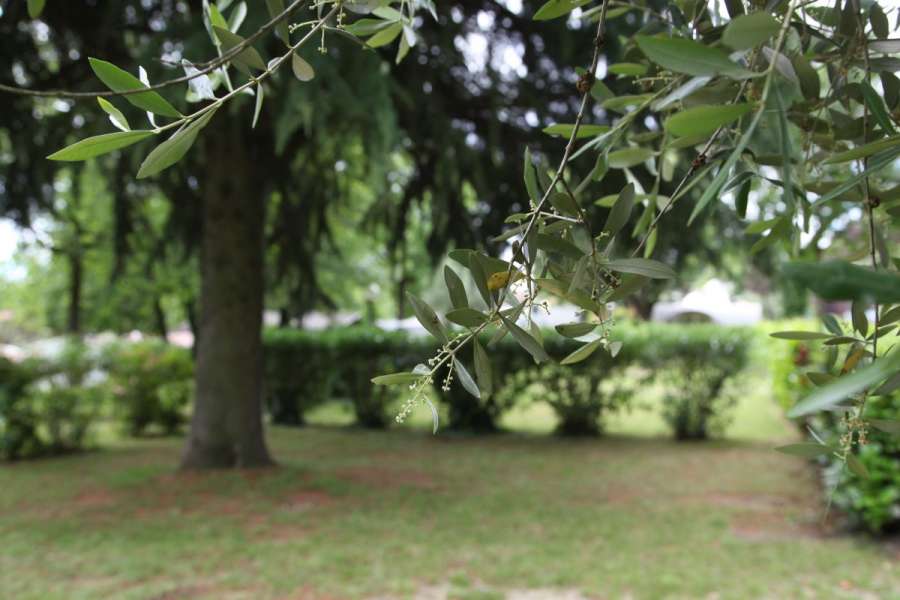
[262,322,752,435]
[0,340,104,460]
[101,340,193,436]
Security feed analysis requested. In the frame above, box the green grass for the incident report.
[1,384,898,599]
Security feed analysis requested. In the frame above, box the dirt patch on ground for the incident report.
[280,490,335,512]
[729,510,825,541]
[73,488,117,510]
[507,589,595,600]
[339,465,438,490]
[150,585,217,599]
[369,585,596,600]
[700,492,801,511]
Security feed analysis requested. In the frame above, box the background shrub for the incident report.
[263,326,423,428]
[658,359,740,440]
[262,321,753,435]
[0,356,45,459]
[103,340,193,436]
[0,339,104,459]
[769,317,900,533]
[501,363,636,435]
[824,394,900,533]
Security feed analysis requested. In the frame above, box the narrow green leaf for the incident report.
[635,35,756,79]
[608,147,654,169]
[533,233,584,259]
[851,300,869,337]
[265,0,291,45]
[213,26,267,72]
[608,63,648,76]
[689,107,765,224]
[542,124,609,138]
[228,1,248,32]
[533,0,591,21]
[473,339,493,398]
[722,12,780,50]
[782,261,900,304]
[814,145,900,204]
[445,308,489,328]
[453,359,481,400]
[860,82,897,135]
[292,53,315,82]
[664,104,753,137]
[769,331,832,340]
[444,266,468,310]
[874,371,900,396]
[846,453,869,478]
[524,147,540,204]
[500,315,549,363]
[252,84,264,129]
[372,372,420,385]
[407,293,447,342]
[344,18,394,37]
[806,372,836,386]
[870,419,900,434]
[97,98,131,131]
[652,76,713,111]
[89,58,181,118]
[468,254,493,308]
[560,338,604,365]
[548,192,581,216]
[47,130,155,162]
[870,4,889,38]
[555,322,597,338]
[27,0,46,19]
[824,134,900,164]
[776,443,833,457]
[822,313,843,336]
[136,107,218,178]
[366,22,402,47]
[606,258,676,279]
[603,183,635,237]
[788,350,900,418]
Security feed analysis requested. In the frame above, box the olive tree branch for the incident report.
[0,0,309,99]
[151,5,338,136]
[633,2,799,257]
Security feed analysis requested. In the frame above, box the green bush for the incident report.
[102,339,193,436]
[0,356,45,459]
[658,359,740,440]
[818,396,900,534]
[263,326,421,428]
[0,339,104,460]
[262,322,753,434]
[769,317,900,533]
[501,363,637,435]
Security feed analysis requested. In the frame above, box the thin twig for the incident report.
[633,3,798,257]
[0,0,309,99]
[495,0,612,311]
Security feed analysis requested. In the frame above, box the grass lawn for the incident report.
[1,380,898,599]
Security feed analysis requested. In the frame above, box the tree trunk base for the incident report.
[180,444,276,470]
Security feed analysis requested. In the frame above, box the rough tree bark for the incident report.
[180,129,274,469]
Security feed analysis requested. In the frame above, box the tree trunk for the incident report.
[180,132,274,470]
[67,253,82,334]
[153,297,168,340]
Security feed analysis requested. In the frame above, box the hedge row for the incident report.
[1,322,752,460]
[263,321,752,436]
[0,339,192,460]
